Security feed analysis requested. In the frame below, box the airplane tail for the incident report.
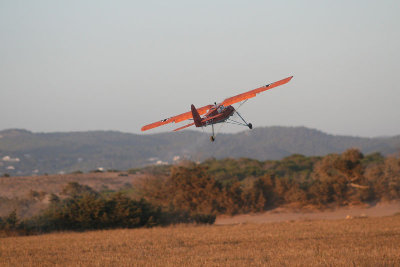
[191,104,202,127]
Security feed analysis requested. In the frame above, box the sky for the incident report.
[1,0,399,137]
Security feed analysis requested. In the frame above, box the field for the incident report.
[0,172,139,199]
[1,215,400,266]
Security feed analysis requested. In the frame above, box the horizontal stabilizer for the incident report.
[141,104,213,131]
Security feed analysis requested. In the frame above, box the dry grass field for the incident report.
[0,172,139,199]
[1,215,400,266]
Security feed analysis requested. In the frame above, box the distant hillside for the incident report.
[0,127,399,176]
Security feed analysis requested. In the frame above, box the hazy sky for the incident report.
[1,1,399,137]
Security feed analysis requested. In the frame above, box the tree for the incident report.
[164,166,223,214]
[61,182,98,198]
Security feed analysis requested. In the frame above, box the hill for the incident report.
[0,127,399,176]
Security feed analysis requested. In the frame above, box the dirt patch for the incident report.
[215,201,400,225]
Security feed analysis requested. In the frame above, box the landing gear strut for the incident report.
[236,111,253,130]
[210,123,215,142]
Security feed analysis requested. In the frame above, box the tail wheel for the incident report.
[248,123,253,129]
[210,136,215,142]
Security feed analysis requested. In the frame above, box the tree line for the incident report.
[138,148,400,215]
[1,148,399,236]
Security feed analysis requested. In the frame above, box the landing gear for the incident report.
[208,110,253,142]
[236,111,253,130]
[210,123,215,142]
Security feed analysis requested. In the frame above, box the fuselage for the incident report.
[200,105,235,127]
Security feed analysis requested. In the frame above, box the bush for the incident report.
[3,182,217,236]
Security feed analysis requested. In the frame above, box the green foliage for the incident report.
[139,149,400,215]
[201,158,265,184]
[1,182,215,235]
[362,152,385,166]
[2,210,18,229]
[61,182,98,198]
[142,165,224,215]
[36,190,173,231]
[127,168,140,174]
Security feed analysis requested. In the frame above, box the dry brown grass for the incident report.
[1,215,400,266]
[0,172,140,199]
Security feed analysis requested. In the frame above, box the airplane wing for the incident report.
[221,76,293,107]
[173,122,195,132]
[141,104,213,131]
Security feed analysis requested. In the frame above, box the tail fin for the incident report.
[191,104,202,127]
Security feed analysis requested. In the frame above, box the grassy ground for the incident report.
[0,172,138,199]
[1,215,399,266]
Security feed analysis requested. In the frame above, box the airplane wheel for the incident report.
[248,123,253,129]
[210,136,215,142]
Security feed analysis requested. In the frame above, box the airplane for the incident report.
[141,76,293,141]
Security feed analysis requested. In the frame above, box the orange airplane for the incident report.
[141,76,293,141]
